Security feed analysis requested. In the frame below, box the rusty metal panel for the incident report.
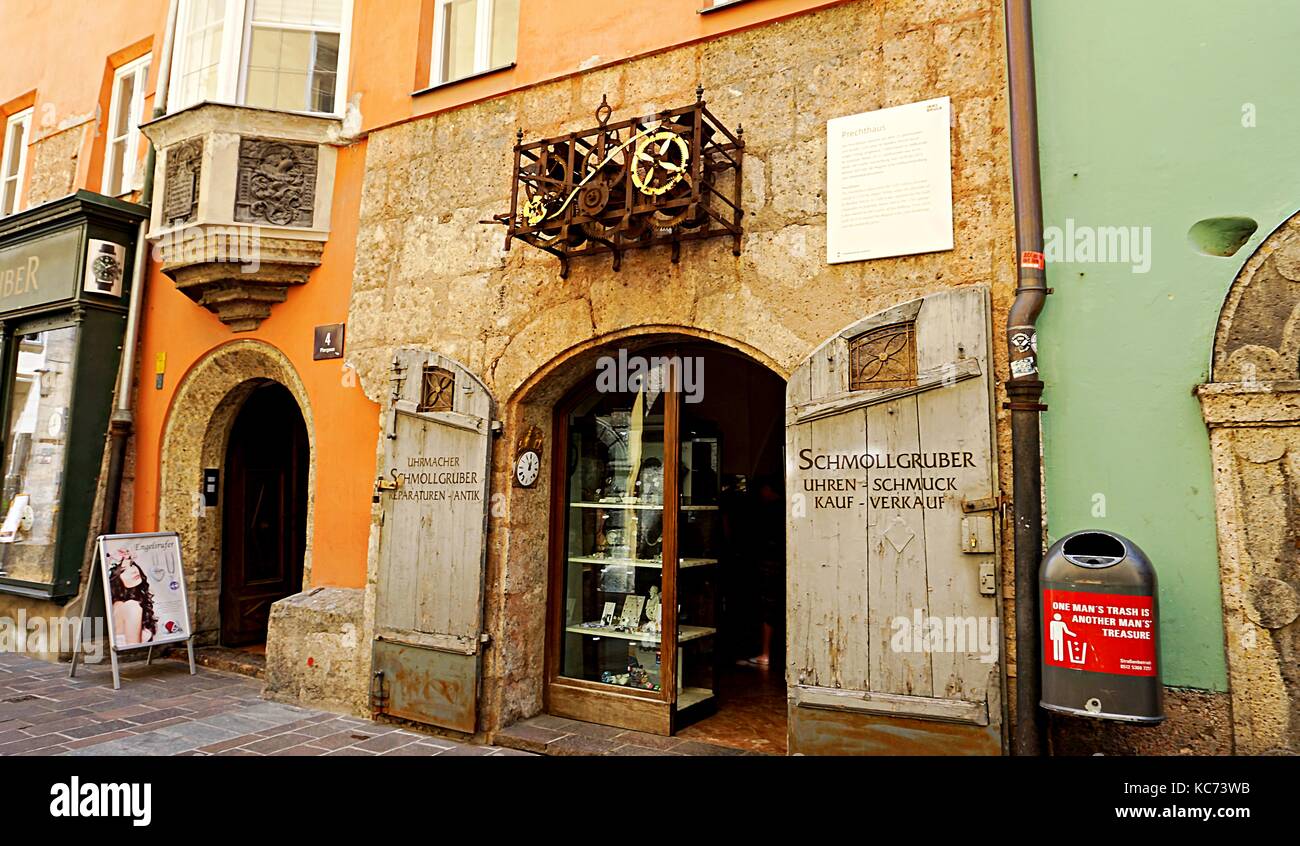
[372,638,478,734]
[788,699,1002,756]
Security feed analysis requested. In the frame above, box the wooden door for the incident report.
[221,382,308,647]
[372,350,494,734]
[785,287,1005,755]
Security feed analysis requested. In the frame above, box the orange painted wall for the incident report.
[353,0,846,133]
[129,142,377,589]
[0,0,169,197]
[0,0,847,591]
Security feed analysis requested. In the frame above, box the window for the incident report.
[169,0,351,115]
[430,0,518,86]
[1,108,32,217]
[104,55,152,196]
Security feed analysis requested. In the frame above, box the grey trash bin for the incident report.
[1039,530,1164,723]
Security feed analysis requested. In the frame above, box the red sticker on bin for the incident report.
[1042,589,1156,676]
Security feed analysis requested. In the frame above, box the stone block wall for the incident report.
[346,0,1022,738]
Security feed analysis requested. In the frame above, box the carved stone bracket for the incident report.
[156,231,324,332]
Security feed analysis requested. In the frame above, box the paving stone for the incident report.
[436,743,494,756]
[127,708,191,725]
[270,744,328,756]
[352,732,419,753]
[305,731,364,751]
[606,744,683,756]
[154,722,240,749]
[60,720,138,739]
[611,729,684,751]
[63,730,134,750]
[382,742,449,756]
[197,736,255,754]
[543,734,619,756]
[197,712,278,734]
[241,732,314,754]
[494,723,567,753]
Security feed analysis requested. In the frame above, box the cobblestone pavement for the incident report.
[0,651,530,757]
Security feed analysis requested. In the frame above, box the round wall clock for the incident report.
[515,448,541,488]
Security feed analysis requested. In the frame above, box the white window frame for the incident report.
[167,0,352,117]
[430,0,517,87]
[1,108,33,218]
[103,54,153,196]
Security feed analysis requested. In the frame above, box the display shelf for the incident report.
[569,501,719,511]
[567,556,717,569]
[676,687,714,710]
[565,623,717,644]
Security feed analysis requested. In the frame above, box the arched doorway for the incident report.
[157,340,315,647]
[545,339,787,751]
[220,381,309,647]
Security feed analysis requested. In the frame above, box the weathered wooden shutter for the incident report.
[372,349,495,734]
[785,287,1004,755]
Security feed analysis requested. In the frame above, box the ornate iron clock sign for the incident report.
[492,88,744,277]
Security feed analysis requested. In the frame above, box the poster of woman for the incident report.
[97,532,191,650]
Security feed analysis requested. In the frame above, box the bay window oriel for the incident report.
[169,0,351,116]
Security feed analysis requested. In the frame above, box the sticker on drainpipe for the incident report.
[1010,357,1037,378]
[155,352,166,390]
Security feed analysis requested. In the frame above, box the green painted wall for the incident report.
[1032,0,1300,691]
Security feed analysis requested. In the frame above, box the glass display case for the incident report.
[0,192,147,601]
[551,356,722,732]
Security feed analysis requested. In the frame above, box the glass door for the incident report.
[550,348,725,734]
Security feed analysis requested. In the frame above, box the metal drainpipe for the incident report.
[99,0,178,535]
[1003,0,1049,756]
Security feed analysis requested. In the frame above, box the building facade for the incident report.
[0,0,1291,755]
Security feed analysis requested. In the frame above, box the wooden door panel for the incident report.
[786,287,1003,755]
[373,350,494,732]
[221,383,307,647]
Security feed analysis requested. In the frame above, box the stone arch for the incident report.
[1198,210,1300,754]
[157,339,316,645]
[1211,208,1300,382]
[478,324,786,733]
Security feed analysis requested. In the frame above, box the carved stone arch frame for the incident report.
[157,339,316,645]
[478,325,787,736]
[1196,209,1300,755]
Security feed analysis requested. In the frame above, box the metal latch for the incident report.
[373,469,404,502]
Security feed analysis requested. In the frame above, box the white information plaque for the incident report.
[826,96,954,263]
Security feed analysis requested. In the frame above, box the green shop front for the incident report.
[0,191,148,655]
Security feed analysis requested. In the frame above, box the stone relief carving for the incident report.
[1214,223,1300,383]
[163,137,203,226]
[234,137,317,228]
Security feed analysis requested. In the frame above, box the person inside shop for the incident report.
[741,475,784,668]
